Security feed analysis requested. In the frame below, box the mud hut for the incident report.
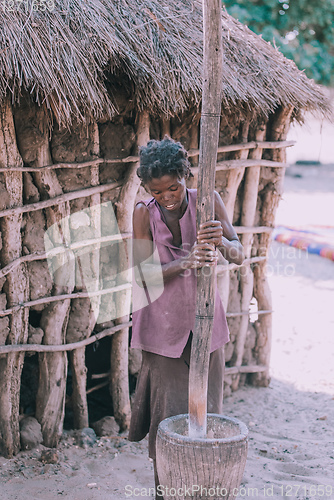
[0,1,331,458]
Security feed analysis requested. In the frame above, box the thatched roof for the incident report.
[0,0,331,125]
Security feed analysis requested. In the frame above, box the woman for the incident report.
[128,136,244,494]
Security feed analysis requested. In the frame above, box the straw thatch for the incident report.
[0,0,330,126]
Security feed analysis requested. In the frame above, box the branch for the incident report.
[0,321,132,354]
[0,141,294,172]
[0,181,121,219]
[0,283,131,317]
[0,233,131,279]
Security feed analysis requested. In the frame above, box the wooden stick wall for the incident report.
[0,98,294,456]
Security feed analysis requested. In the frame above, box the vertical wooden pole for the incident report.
[224,120,251,221]
[0,96,29,458]
[69,122,101,429]
[188,0,223,438]
[110,110,150,430]
[13,101,75,448]
[252,106,294,386]
[217,119,250,311]
[161,118,171,138]
[231,123,266,391]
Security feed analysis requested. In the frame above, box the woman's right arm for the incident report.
[133,203,217,285]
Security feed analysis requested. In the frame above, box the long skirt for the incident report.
[128,334,225,459]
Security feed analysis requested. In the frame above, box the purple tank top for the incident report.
[131,189,230,358]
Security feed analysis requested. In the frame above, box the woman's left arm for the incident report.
[197,191,245,265]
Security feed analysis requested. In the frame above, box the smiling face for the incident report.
[146,175,187,213]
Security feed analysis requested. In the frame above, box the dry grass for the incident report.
[0,0,331,125]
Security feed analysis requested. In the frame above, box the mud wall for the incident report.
[0,92,291,455]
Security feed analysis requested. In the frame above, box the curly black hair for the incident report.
[137,136,191,184]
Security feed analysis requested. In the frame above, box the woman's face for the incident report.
[146,175,187,212]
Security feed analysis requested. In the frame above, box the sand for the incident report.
[1,163,334,500]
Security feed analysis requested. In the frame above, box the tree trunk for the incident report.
[161,118,171,138]
[0,96,29,458]
[68,122,101,429]
[189,0,223,438]
[252,106,294,386]
[13,101,74,447]
[35,149,74,446]
[110,111,150,430]
[231,123,266,391]
[217,120,250,312]
[224,120,250,221]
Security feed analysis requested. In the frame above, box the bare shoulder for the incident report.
[133,202,152,240]
[134,202,149,217]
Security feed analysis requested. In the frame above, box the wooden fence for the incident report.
[0,100,293,457]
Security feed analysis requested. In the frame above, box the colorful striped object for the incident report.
[272,225,334,262]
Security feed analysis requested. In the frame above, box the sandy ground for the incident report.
[1,163,334,500]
